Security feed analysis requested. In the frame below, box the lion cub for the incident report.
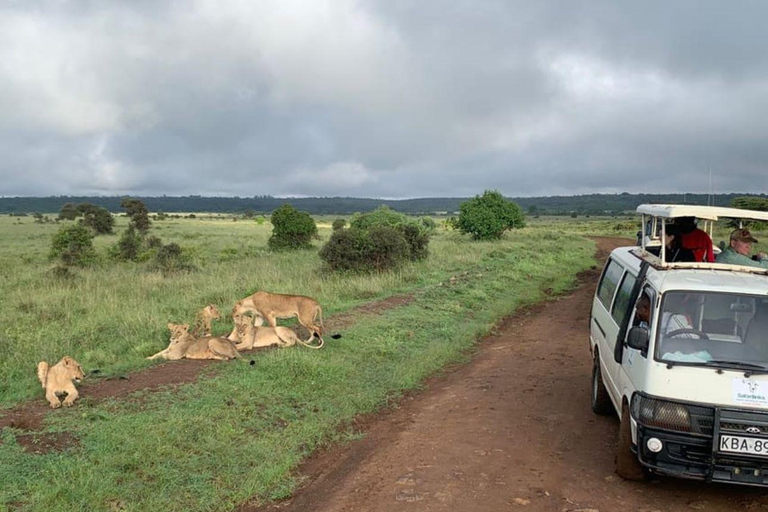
[147,323,240,361]
[37,356,85,409]
[190,304,221,337]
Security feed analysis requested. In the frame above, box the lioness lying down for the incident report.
[231,314,323,350]
[147,323,241,361]
[37,356,85,408]
[230,291,324,342]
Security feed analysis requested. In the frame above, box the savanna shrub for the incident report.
[400,224,429,260]
[319,225,422,272]
[349,206,430,260]
[318,227,369,271]
[81,206,115,235]
[58,203,79,220]
[420,216,437,233]
[49,224,97,267]
[332,218,346,231]
[456,190,525,240]
[350,206,409,230]
[268,203,317,251]
[112,226,142,261]
[151,243,196,275]
[366,225,411,270]
[121,198,152,234]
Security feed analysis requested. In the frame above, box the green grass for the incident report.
[0,214,596,511]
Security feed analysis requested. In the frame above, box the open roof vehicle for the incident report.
[590,204,768,486]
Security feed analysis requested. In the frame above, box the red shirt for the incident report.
[681,229,714,262]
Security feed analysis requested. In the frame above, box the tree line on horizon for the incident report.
[1,192,767,217]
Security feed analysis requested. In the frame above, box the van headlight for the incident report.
[631,395,692,432]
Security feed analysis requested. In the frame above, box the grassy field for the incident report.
[0,213,621,511]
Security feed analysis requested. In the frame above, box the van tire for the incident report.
[591,354,613,415]
[616,404,646,481]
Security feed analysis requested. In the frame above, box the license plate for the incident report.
[720,435,768,456]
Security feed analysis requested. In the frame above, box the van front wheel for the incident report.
[616,404,646,480]
[591,354,613,415]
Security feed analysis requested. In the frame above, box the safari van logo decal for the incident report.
[746,426,762,434]
[734,379,768,407]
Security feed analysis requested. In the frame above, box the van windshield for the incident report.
[655,292,768,368]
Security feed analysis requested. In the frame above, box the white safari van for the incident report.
[590,204,768,485]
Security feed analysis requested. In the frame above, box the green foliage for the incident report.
[730,196,768,229]
[268,203,318,251]
[81,206,115,234]
[419,216,437,233]
[366,225,411,270]
[150,242,196,275]
[319,227,373,271]
[347,206,430,261]
[49,224,97,267]
[731,196,768,212]
[58,202,79,220]
[121,197,152,234]
[112,225,142,261]
[320,222,428,272]
[332,218,346,231]
[350,206,410,230]
[456,190,526,240]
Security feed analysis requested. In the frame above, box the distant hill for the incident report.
[1,193,765,216]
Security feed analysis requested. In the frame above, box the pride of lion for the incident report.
[38,291,329,407]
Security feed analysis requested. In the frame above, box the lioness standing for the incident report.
[230,291,324,342]
[37,356,85,408]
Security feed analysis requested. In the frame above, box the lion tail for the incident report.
[37,361,49,388]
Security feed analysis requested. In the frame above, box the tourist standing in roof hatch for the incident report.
[677,217,714,262]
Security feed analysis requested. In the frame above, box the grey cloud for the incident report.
[1,0,768,198]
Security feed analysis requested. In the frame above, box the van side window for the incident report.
[597,259,623,309]
[611,272,638,326]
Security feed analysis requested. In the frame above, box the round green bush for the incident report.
[456,190,525,240]
[49,224,97,267]
[268,203,318,251]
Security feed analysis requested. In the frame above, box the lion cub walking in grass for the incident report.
[147,323,241,361]
[37,356,85,408]
[230,314,322,350]
[230,291,325,343]
[190,304,221,337]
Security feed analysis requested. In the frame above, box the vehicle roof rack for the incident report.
[634,204,768,275]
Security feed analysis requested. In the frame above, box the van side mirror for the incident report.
[627,326,649,355]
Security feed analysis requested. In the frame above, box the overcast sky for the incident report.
[2,1,767,199]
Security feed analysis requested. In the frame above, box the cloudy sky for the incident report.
[1,1,767,198]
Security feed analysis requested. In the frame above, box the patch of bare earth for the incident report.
[240,237,768,512]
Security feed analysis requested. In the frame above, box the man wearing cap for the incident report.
[715,229,768,268]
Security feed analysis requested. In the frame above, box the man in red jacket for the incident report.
[677,217,714,262]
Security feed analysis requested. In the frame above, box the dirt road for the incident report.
[250,237,768,512]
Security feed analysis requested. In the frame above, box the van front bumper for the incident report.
[637,397,768,487]
[636,415,768,487]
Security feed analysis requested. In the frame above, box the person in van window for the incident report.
[677,217,714,262]
[660,294,695,335]
[664,224,695,262]
[634,294,651,330]
[714,229,768,269]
